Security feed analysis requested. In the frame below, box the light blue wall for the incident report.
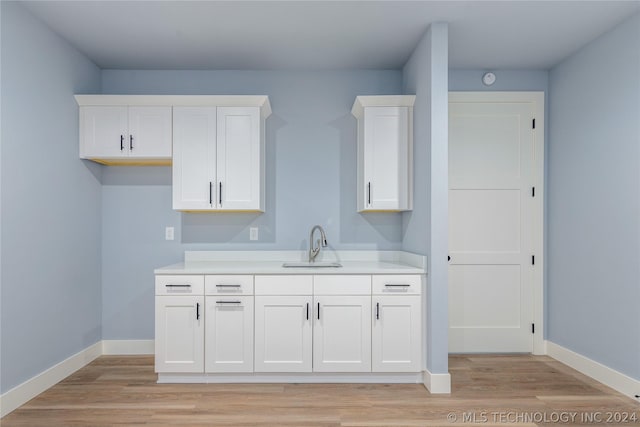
[0,2,102,392]
[402,23,449,375]
[548,13,640,380]
[100,70,403,339]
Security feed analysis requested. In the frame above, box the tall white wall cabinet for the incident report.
[351,95,415,212]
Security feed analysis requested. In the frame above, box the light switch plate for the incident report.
[250,227,258,241]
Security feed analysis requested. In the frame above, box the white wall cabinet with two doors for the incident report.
[155,274,423,381]
[79,105,172,164]
[172,106,268,211]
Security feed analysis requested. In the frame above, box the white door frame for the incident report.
[448,91,545,355]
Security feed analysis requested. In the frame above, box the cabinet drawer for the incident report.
[255,275,312,295]
[372,275,421,295]
[205,275,254,295]
[313,275,371,295]
[155,275,204,295]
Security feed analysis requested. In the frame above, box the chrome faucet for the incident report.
[308,225,328,263]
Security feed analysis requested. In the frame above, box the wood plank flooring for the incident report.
[3,355,638,426]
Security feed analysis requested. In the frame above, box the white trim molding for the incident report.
[0,342,102,418]
[546,341,640,400]
[422,370,452,394]
[102,339,154,355]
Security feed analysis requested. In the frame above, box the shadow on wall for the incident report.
[334,113,403,246]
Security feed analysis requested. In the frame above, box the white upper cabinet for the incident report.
[352,96,415,212]
[79,105,172,164]
[171,100,270,212]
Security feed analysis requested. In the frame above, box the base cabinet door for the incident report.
[155,295,204,373]
[372,295,421,372]
[254,296,312,372]
[205,296,254,373]
[313,296,372,372]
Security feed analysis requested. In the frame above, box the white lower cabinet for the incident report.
[155,295,205,373]
[372,295,421,372]
[313,295,371,372]
[205,296,254,373]
[254,295,313,372]
[156,273,422,379]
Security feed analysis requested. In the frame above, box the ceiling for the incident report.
[23,1,640,70]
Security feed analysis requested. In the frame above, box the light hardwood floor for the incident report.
[3,355,638,426]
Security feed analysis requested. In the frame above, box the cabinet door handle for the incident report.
[376,302,380,320]
[367,182,371,205]
[219,182,222,206]
[209,182,213,205]
[216,300,241,304]
[196,302,200,320]
[306,302,309,320]
[317,302,320,320]
[216,284,241,288]
[384,284,411,287]
[129,135,133,150]
[165,284,191,288]
[120,135,124,151]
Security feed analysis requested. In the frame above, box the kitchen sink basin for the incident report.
[282,262,342,268]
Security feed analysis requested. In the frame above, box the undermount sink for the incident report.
[282,262,342,268]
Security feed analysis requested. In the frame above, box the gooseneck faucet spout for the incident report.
[309,225,328,263]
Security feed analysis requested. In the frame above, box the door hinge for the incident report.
[532,118,536,129]
[532,255,535,265]
[532,187,535,197]
[531,323,535,334]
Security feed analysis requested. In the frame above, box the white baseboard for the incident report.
[0,341,102,418]
[102,339,154,355]
[422,370,451,394]
[546,340,640,400]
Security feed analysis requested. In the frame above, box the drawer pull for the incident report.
[165,284,191,288]
[216,300,241,304]
[216,284,241,288]
[384,284,411,287]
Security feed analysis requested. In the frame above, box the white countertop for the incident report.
[155,260,424,275]
[155,251,427,275]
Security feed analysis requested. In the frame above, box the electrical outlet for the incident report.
[250,227,259,241]
[165,227,174,241]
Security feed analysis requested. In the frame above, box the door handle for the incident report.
[129,135,133,150]
[219,182,222,206]
[376,302,380,320]
[317,302,320,320]
[209,182,213,205]
[120,135,124,151]
[306,302,309,320]
[196,303,200,320]
[367,182,371,205]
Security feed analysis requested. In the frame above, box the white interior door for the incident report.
[448,92,543,353]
